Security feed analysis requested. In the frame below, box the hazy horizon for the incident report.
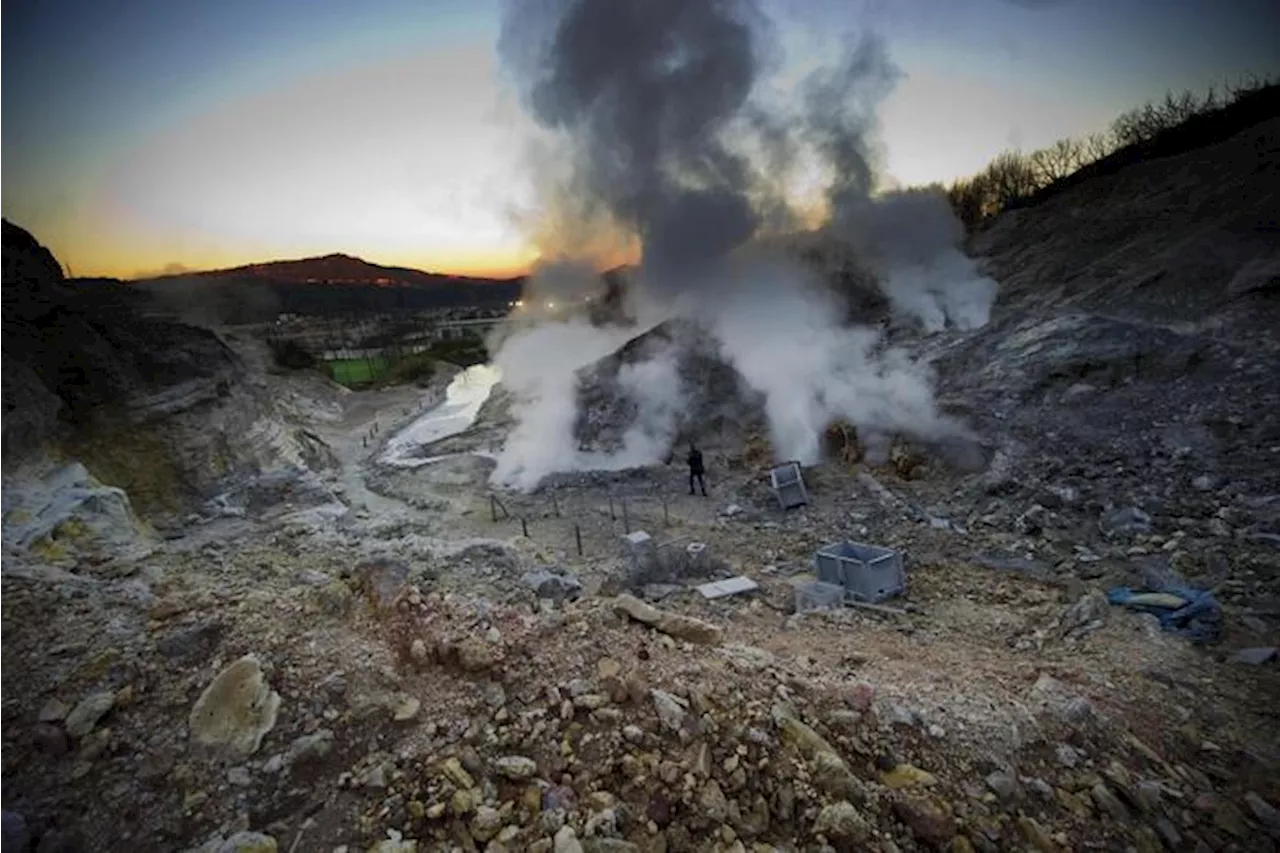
[3,0,1277,279]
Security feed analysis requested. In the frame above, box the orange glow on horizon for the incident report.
[58,244,540,282]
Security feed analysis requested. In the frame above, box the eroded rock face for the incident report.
[1,221,336,517]
[2,218,66,321]
[2,462,150,563]
[189,655,281,757]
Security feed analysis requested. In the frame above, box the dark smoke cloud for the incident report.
[502,0,770,286]
[803,34,901,228]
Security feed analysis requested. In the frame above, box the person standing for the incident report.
[687,443,707,496]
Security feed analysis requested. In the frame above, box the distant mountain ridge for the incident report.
[124,252,525,321]
[139,252,521,287]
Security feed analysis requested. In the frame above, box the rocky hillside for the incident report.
[1,115,1279,853]
[2,221,336,535]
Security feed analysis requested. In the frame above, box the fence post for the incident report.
[609,496,616,520]
[552,490,560,518]
[575,524,583,557]
[490,494,498,523]
[521,517,529,538]
[622,498,630,535]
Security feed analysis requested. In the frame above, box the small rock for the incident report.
[1154,817,1181,849]
[1230,647,1277,666]
[440,756,476,790]
[227,766,252,787]
[38,699,70,723]
[646,792,672,827]
[813,801,870,843]
[698,780,729,823]
[554,826,584,853]
[393,697,421,722]
[1191,475,1217,491]
[881,763,937,789]
[1059,590,1109,638]
[1026,778,1054,801]
[409,639,429,664]
[64,691,116,738]
[1102,506,1153,537]
[985,771,1019,803]
[523,569,583,602]
[893,796,954,847]
[1245,792,1280,832]
[543,784,576,813]
[157,622,225,662]
[470,806,503,842]
[287,729,334,765]
[651,690,688,732]
[363,762,389,789]
[887,705,920,727]
[1091,783,1129,821]
[1136,780,1163,813]
[495,756,537,781]
[622,725,644,744]
[1055,744,1081,768]
[217,831,278,852]
[483,681,507,710]
[584,807,618,838]
[358,557,411,611]
[1016,816,1056,852]
[456,638,501,672]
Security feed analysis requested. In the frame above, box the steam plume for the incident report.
[489,0,997,489]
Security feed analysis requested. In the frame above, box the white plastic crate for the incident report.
[814,541,905,603]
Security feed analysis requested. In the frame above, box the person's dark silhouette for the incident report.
[687,444,707,496]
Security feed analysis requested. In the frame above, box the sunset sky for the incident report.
[3,0,1277,279]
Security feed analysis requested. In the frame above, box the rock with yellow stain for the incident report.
[188,655,280,757]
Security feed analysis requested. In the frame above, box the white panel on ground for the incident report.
[696,576,759,599]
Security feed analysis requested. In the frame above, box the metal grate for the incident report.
[622,532,717,587]
[770,461,809,510]
[794,580,845,613]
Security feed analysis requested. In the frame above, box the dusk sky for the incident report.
[3,0,1277,279]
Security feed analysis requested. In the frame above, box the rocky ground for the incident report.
[4,123,1280,852]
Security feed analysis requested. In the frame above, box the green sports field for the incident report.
[325,356,392,386]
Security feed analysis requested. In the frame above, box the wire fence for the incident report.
[485,485,679,558]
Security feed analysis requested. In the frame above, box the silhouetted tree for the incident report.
[944,74,1276,232]
[1029,138,1084,183]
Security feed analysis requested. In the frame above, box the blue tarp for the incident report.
[1108,585,1222,644]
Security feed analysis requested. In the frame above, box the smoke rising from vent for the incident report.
[489,0,997,489]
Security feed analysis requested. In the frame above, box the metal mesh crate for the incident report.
[623,533,718,587]
[795,580,845,613]
[770,462,809,510]
[814,541,905,603]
